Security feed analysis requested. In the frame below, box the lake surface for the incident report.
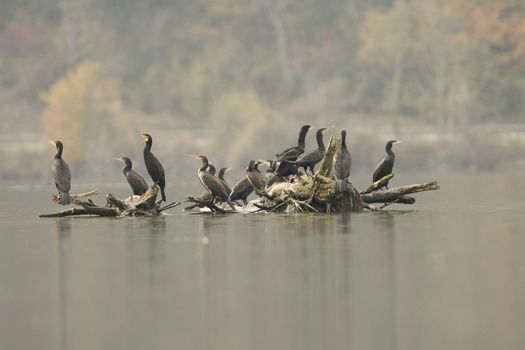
[1,172,524,350]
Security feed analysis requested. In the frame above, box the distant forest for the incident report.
[1,0,525,179]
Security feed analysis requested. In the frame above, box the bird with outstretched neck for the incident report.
[295,128,328,175]
[372,140,397,189]
[49,140,71,205]
[194,156,236,210]
[117,157,148,196]
[141,133,166,203]
[218,167,232,195]
[275,125,311,162]
[333,130,351,192]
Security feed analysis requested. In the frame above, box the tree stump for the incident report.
[251,136,440,213]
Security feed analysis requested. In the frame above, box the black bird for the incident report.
[333,130,352,192]
[217,167,232,199]
[372,140,397,189]
[229,178,253,206]
[49,140,71,205]
[295,128,328,175]
[266,160,299,187]
[185,163,216,210]
[229,162,262,206]
[245,160,267,193]
[275,125,311,161]
[117,157,148,196]
[142,133,166,203]
[194,156,236,210]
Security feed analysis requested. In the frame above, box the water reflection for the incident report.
[4,173,524,350]
[55,219,72,350]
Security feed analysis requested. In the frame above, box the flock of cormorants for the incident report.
[49,125,397,209]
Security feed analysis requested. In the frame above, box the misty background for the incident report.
[1,0,525,186]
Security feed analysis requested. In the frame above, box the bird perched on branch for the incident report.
[295,127,328,175]
[245,160,267,193]
[117,157,148,196]
[142,133,166,203]
[194,155,236,210]
[372,140,397,189]
[49,140,71,205]
[333,130,351,192]
[275,125,311,161]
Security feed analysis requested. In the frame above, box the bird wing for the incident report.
[52,159,71,192]
[200,172,228,198]
[127,170,149,194]
[146,153,166,185]
[276,146,303,161]
[372,157,394,182]
[333,149,351,180]
[247,171,267,190]
[230,178,253,200]
[296,149,324,166]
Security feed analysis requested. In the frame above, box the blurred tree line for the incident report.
[1,0,524,179]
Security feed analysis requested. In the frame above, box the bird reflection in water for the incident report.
[55,219,72,350]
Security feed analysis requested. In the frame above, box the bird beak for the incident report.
[321,128,328,134]
[141,134,148,141]
[265,161,272,166]
[48,140,56,147]
[115,157,124,162]
[225,168,231,173]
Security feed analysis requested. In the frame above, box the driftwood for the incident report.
[243,136,439,213]
[51,189,101,204]
[40,185,180,218]
[360,181,440,204]
[184,195,236,214]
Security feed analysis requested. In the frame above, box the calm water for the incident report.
[1,172,524,350]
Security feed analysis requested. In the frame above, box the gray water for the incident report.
[1,172,524,350]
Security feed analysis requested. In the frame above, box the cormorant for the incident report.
[275,125,311,161]
[194,156,236,210]
[245,160,267,192]
[49,140,71,205]
[142,133,166,203]
[218,167,232,195]
[295,127,328,175]
[185,163,216,210]
[333,130,351,192]
[229,161,264,205]
[266,160,299,187]
[372,140,397,189]
[117,157,148,195]
[229,178,253,206]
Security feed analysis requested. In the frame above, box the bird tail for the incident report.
[335,180,347,193]
[160,187,166,202]
[59,191,70,205]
